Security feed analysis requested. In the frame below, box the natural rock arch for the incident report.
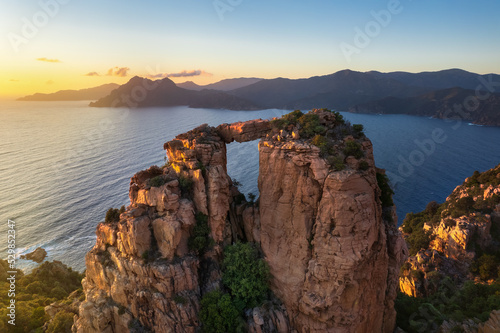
[75,109,407,333]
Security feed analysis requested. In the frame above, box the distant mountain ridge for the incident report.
[89,76,259,110]
[177,77,262,91]
[17,83,120,101]
[89,69,500,126]
[349,87,500,126]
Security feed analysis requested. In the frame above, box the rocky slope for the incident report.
[397,164,500,332]
[74,109,407,332]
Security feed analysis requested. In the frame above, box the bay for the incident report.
[1,101,499,271]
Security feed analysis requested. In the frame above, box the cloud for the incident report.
[106,67,130,77]
[46,80,54,85]
[148,69,213,79]
[84,72,100,77]
[37,57,61,63]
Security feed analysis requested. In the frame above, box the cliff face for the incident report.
[399,165,500,298]
[256,136,406,332]
[75,109,406,333]
[397,164,500,332]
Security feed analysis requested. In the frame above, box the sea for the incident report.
[1,101,500,272]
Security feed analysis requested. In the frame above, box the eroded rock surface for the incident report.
[75,109,406,333]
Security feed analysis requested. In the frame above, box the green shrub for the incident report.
[470,254,498,280]
[247,193,256,204]
[352,124,364,137]
[456,196,475,211]
[311,134,327,148]
[149,175,166,187]
[406,229,432,256]
[283,110,303,124]
[188,213,212,253]
[332,111,346,125]
[222,243,270,308]
[199,290,242,333]
[343,141,364,159]
[46,311,75,333]
[376,172,394,208]
[396,280,500,332]
[311,135,334,156]
[178,175,194,196]
[271,110,304,130]
[105,207,121,223]
[50,286,68,299]
[0,260,84,333]
[297,113,325,138]
[327,156,345,171]
[425,201,440,216]
[359,160,369,171]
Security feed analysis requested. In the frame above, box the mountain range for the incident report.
[17,83,120,101]
[349,87,500,126]
[19,69,500,126]
[176,77,262,91]
[89,76,260,110]
[90,69,500,125]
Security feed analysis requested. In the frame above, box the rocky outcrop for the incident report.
[399,165,500,299]
[479,310,500,333]
[397,164,500,332]
[429,214,492,261]
[21,247,47,263]
[255,129,406,332]
[437,310,500,333]
[75,109,406,332]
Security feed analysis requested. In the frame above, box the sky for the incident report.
[1,0,499,99]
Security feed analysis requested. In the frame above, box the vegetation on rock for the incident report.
[271,109,367,170]
[105,206,125,223]
[396,280,500,332]
[179,175,194,197]
[199,290,244,333]
[149,175,167,187]
[0,260,84,332]
[222,242,270,309]
[397,164,500,331]
[188,212,213,254]
[199,242,270,332]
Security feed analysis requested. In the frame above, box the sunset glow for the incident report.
[1,0,499,99]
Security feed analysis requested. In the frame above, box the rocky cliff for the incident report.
[397,164,500,332]
[74,109,407,332]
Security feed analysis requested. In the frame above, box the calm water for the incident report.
[1,101,499,272]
